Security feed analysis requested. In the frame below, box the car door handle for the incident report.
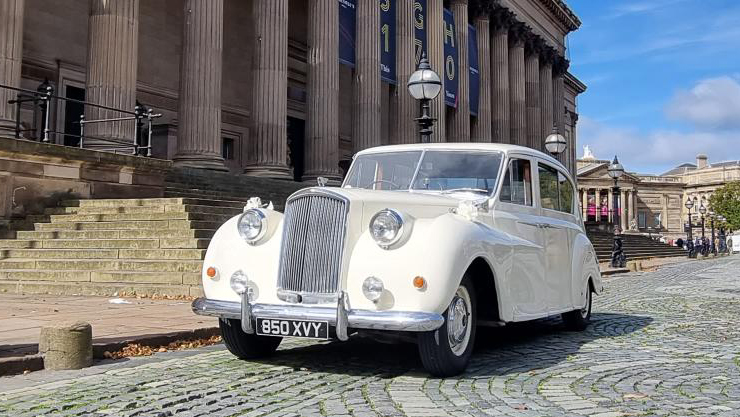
[517,221,541,228]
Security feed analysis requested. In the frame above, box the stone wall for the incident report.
[0,136,170,223]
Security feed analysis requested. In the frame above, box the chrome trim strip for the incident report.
[192,298,444,332]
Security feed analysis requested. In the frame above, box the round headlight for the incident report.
[370,209,404,248]
[238,209,267,243]
[230,270,249,294]
[362,276,384,302]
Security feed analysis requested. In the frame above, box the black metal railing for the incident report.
[2,81,161,156]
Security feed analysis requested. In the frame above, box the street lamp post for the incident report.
[709,211,716,255]
[607,156,625,268]
[685,197,695,258]
[407,55,442,143]
[698,199,707,256]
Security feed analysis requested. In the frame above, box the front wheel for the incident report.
[562,282,592,331]
[417,276,477,377]
[219,318,282,359]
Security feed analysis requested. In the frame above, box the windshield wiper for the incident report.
[440,188,489,195]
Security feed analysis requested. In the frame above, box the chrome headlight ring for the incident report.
[369,209,406,249]
[237,209,267,244]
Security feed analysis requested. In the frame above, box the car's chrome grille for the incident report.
[277,192,348,295]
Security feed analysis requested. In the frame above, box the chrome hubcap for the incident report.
[447,287,471,355]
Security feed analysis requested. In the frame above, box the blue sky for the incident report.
[568,0,740,174]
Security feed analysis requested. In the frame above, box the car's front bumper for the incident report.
[192,296,444,338]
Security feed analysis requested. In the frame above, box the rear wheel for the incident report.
[219,318,281,359]
[418,276,477,377]
[562,282,592,331]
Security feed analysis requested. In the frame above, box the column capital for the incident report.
[469,0,493,21]
[539,46,557,65]
[553,56,570,76]
[508,22,527,48]
[491,7,514,33]
[525,34,544,57]
[450,0,468,5]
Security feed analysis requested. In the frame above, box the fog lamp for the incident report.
[362,276,384,302]
[230,270,249,294]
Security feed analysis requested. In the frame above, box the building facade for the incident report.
[0,0,585,182]
[577,150,740,238]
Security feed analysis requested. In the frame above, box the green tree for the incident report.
[709,181,740,230]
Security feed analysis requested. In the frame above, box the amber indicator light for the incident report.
[413,276,426,289]
[206,267,217,278]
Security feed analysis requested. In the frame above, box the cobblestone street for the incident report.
[1,257,739,417]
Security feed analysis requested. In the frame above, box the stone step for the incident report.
[48,211,232,223]
[45,204,242,216]
[64,197,246,209]
[0,269,195,285]
[0,247,206,260]
[35,219,224,231]
[0,238,209,250]
[0,258,203,273]
[0,279,201,298]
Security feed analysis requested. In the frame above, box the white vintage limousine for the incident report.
[192,143,602,376]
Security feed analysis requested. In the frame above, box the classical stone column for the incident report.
[490,9,510,143]
[582,188,588,219]
[427,0,446,142]
[553,56,567,148]
[174,0,226,170]
[245,0,290,178]
[595,189,601,222]
[393,0,417,144]
[508,24,526,147]
[621,190,628,231]
[0,0,24,134]
[607,189,613,224]
[471,11,491,142]
[352,0,381,152]
[525,38,541,150]
[539,49,554,152]
[85,0,139,144]
[447,0,469,143]
[303,0,340,181]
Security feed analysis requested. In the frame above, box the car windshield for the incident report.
[343,150,503,194]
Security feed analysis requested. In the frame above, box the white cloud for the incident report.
[576,116,740,174]
[665,76,740,130]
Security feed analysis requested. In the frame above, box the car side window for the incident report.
[538,164,560,211]
[500,158,533,206]
[558,171,574,214]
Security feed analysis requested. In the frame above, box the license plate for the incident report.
[255,318,329,339]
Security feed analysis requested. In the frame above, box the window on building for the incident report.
[500,159,532,206]
[222,138,235,160]
[638,212,647,229]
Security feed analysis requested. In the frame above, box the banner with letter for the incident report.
[413,0,427,65]
[379,0,396,83]
[442,9,457,108]
[338,0,356,67]
[468,24,479,116]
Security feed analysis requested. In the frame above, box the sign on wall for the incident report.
[380,0,396,84]
[442,9,457,108]
[413,0,427,66]
[468,24,479,116]
[338,0,357,67]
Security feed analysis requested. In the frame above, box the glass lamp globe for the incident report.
[407,56,442,101]
[607,156,625,179]
[699,203,707,215]
[544,128,567,155]
[685,198,694,210]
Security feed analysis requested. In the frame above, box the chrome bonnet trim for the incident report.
[192,298,444,332]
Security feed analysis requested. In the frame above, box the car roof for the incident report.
[355,143,569,176]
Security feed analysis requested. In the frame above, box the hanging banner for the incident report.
[443,9,458,108]
[380,0,396,84]
[413,0,427,65]
[468,24,479,116]
[338,0,356,67]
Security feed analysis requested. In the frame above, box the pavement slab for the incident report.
[1,257,739,416]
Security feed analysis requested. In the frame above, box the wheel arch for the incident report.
[464,256,502,323]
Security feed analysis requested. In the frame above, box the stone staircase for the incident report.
[587,231,687,262]
[0,198,245,297]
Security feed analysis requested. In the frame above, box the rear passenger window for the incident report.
[538,163,575,214]
[538,165,560,211]
[500,159,533,206]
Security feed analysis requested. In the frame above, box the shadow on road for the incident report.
[254,312,654,379]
